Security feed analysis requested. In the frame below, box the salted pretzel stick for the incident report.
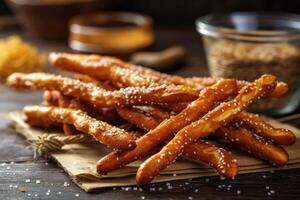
[185,77,287,98]
[74,73,115,91]
[117,108,163,131]
[57,94,79,135]
[26,90,62,128]
[96,79,237,174]
[154,97,296,145]
[234,112,296,145]
[136,74,277,185]
[24,105,136,150]
[183,142,237,177]
[145,100,296,145]
[132,106,171,121]
[50,52,287,97]
[117,107,238,177]
[50,52,204,90]
[50,53,169,88]
[44,90,87,135]
[120,101,289,166]
[214,126,289,166]
[7,73,199,107]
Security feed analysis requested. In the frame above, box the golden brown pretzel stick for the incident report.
[183,142,238,177]
[147,100,296,145]
[50,53,169,88]
[149,97,296,146]
[43,90,60,106]
[96,79,237,174]
[117,107,163,131]
[24,105,136,150]
[117,106,238,177]
[57,93,79,135]
[131,106,170,121]
[7,73,199,107]
[119,101,289,167]
[74,73,115,91]
[44,90,89,135]
[28,90,62,128]
[214,126,289,166]
[235,112,296,145]
[188,77,288,98]
[73,74,170,125]
[50,52,287,97]
[50,52,203,90]
[136,74,277,185]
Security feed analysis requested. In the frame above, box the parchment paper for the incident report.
[9,112,300,192]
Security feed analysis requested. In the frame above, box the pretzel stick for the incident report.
[186,77,288,98]
[136,74,277,185]
[50,53,169,88]
[43,90,60,106]
[57,94,79,135]
[117,107,238,177]
[50,52,287,97]
[43,90,91,135]
[119,99,289,165]
[183,142,237,177]
[74,73,115,91]
[24,105,136,151]
[50,52,203,89]
[7,73,199,107]
[214,126,289,166]
[132,106,171,121]
[234,112,296,145]
[117,108,163,131]
[96,79,237,174]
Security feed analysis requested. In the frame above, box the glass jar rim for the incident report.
[196,12,300,43]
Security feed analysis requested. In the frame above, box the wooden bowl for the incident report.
[6,0,115,40]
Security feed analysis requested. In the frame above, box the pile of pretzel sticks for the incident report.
[7,53,297,185]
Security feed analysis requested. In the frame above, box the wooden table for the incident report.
[1,27,300,200]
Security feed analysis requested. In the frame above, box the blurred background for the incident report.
[1,0,300,26]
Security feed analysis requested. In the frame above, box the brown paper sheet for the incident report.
[9,111,300,192]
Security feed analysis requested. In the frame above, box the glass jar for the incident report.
[196,12,300,116]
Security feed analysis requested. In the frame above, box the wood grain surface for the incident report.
[0,26,300,200]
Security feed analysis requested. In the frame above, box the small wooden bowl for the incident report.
[6,0,114,40]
